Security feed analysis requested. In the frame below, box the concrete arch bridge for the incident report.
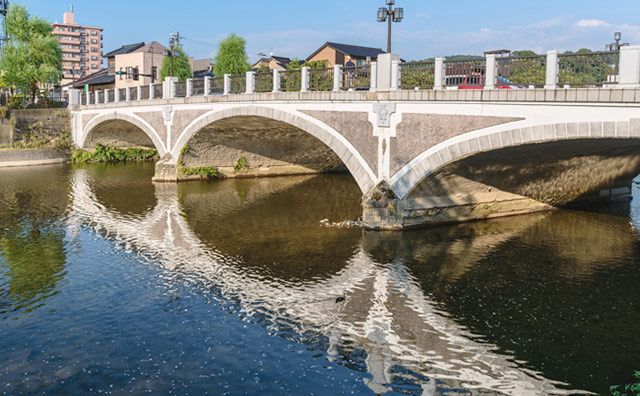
[70,50,640,229]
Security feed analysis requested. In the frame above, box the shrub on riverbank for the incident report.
[71,143,158,163]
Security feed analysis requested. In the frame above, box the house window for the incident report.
[126,67,132,79]
[357,59,365,66]
[91,64,98,69]
[91,56,97,61]
[91,47,97,52]
[91,31,97,36]
[91,39,97,44]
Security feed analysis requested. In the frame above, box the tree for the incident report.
[213,33,250,76]
[0,4,62,99]
[159,45,192,81]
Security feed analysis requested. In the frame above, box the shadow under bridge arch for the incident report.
[80,112,167,156]
[172,106,376,194]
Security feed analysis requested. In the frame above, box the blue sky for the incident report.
[22,0,640,62]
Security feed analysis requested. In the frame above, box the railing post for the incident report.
[484,54,496,89]
[103,89,109,103]
[390,60,399,91]
[544,50,558,89]
[246,71,255,94]
[125,86,131,102]
[94,90,99,105]
[301,67,309,92]
[186,78,193,97]
[223,74,231,95]
[69,89,81,106]
[85,91,90,105]
[369,62,377,92]
[137,85,142,101]
[618,45,640,88]
[434,58,444,90]
[333,65,342,92]
[204,76,211,96]
[272,69,280,93]
[114,88,120,102]
[149,83,154,100]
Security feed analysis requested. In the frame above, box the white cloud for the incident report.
[576,19,610,28]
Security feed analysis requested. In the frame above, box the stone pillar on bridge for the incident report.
[434,58,444,90]
[333,65,342,92]
[149,84,154,100]
[125,87,131,102]
[545,50,558,90]
[114,88,120,102]
[137,85,142,101]
[204,76,211,96]
[246,71,255,94]
[370,62,377,92]
[223,74,231,95]
[618,45,640,88]
[94,90,99,105]
[186,78,193,97]
[376,53,400,91]
[390,60,399,91]
[69,89,81,106]
[272,69,280,93]
[301,67,310,92]
[104,89,110,103]
[163,77,178,99]
[484,54,496,89]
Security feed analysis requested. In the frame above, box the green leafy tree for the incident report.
[159,45,192,81]
[0,4,62,99]
[213,33,250,76]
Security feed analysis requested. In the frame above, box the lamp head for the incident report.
[377,7,387,22]
[393,7,404,22]
[615,32,622,41]
[386,0,395,5]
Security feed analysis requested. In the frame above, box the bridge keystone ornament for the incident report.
[373,103,396,128]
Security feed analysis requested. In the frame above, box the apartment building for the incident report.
[51,7,104,87]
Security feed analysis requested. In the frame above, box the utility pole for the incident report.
[0,0,9,53]
[168,32,181,78]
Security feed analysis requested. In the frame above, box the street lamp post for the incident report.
[377,0,403,53]
[606,32,629,51]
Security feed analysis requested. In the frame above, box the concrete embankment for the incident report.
[0,108,71,167]
[0,148,68,168]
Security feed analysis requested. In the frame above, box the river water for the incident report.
[1,162,639,395]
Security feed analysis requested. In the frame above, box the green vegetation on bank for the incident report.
[71,143,158,163]
[611,371,640,396]
[177,144,219,178]
[0,4,62,100]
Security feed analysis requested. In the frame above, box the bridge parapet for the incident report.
[73,46,640,108]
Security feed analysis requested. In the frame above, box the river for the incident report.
[1,162,639,395]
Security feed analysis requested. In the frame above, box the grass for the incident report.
[71,143,158,163]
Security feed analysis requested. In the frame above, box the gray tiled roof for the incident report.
[104,42,145,57]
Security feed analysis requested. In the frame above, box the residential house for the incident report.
[251,56,292,71]
[306,42,386,67]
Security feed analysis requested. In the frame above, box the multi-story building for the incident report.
[51,7,104,88]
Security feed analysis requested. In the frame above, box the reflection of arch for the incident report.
[173,106,376,194]
[80,112,167,156]
[391,120,638,199]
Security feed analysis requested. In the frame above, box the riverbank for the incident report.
[0,148,69,168]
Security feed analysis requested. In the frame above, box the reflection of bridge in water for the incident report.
[68,170,602,395]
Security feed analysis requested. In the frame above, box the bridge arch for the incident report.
[172,105,376,193]
[390,120,640,200]
[80,112,167,156]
